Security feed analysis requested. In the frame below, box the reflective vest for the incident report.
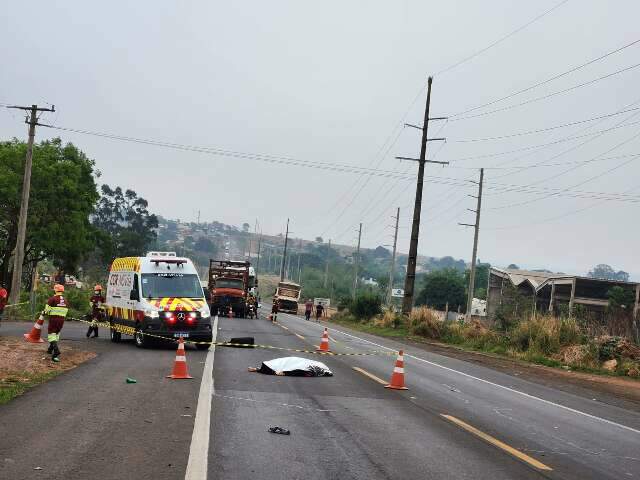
[44,294,69,318]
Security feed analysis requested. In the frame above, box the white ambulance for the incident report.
[105,252,212,349]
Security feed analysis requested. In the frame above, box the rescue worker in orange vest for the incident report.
[44,284,69,362]
[86,285,105,338]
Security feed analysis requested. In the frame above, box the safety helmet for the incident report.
[54,284,65,293]
[94,284,103,291]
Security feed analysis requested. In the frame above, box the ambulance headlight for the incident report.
[145,310,159,318]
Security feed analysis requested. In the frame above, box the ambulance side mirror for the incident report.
[130,290,140,301]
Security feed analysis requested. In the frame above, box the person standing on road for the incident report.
[304,299,313,321]
[271,299,279,323]
[315,302,325,322]
[44,284,69,362]
[86,285,105,338]
[0,283,8,323]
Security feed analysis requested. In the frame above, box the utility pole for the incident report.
[296,240,302,284]
[397,77,448,315]
[387,207,400,305]
[256,232,262,274]
[280,218,290,281]
[460,168,484,321]
[7,104,55,305]
[352,223,362,300]
[323,239,331,289]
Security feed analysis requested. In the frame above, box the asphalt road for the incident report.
[0,320,209,480]
[263,308,640,480]
[2,311,640,479]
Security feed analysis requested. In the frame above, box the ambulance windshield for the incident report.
[141,273,203,299]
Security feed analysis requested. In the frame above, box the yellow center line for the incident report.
[352,367,388,386]
[441,414,553,471]
[295,333,305,341]
[279,325,289,330]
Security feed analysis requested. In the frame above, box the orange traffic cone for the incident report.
[166,338,193,379]
[24,315,45,343]
[385,350,408,390]
[316,327,331,352]
[228,308,234,319]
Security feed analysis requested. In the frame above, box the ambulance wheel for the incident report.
[134,327,149,348]
[110,325,121,343]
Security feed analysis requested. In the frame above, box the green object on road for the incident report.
[126,377,137,384]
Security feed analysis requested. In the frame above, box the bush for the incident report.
[408,307,442,338]
[558,317,582,346]
[374,309,404,329]
[509,315,561,356]
[350,293,382,319]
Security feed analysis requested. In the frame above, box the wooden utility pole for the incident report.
[387,207,400,305]
[280,219,290,281]
[352,223,362,300]
[7,104,55,305]
[398,78,448,314]
[461,168,484,321]
[296,240,302,284]
[323,239,331,288]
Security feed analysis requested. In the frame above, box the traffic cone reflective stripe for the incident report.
[166,338,193,379]
[316,327,331,352]
[24,315,45,343]
[228,308,234,319]
[385,350,408,390]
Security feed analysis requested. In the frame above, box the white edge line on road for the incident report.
[280,313,640,435]
[185,315,218,480]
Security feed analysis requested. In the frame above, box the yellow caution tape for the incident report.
[3,301,30,308]
[69,317,397,357]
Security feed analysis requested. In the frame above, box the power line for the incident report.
[450,106,640,143]
[435,0,571,76]
[450,62,640,122]
[484,185,640,230]
[445,119,640,163]
[451,37,640,118]
[488,97,640,179]
[486,128,640,210]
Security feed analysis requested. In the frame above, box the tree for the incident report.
[588,264,629,282]
[607,286,635,310]
[0,138,99,286]
[92,185,158,261]
[194,236,216,255]
[315,236,323,243]
[464,262,490,299]
[415,269,466,311]
[242,222,250,233]
[507,264,519,270]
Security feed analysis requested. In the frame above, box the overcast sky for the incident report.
[2,1,639,278]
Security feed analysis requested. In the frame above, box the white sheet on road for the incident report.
[263,357,333,376]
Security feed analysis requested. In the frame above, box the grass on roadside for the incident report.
[0,370,62,405]
[329,307,640,379]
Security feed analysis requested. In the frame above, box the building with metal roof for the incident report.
[487,267,640,327]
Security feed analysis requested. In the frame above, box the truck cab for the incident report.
[208,260,251,317]
[274,280,301,314]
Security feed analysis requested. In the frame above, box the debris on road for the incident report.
[224,337,255,348]
[268,426,290,435]
[126,377,137,384]
[248,357,333,377]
